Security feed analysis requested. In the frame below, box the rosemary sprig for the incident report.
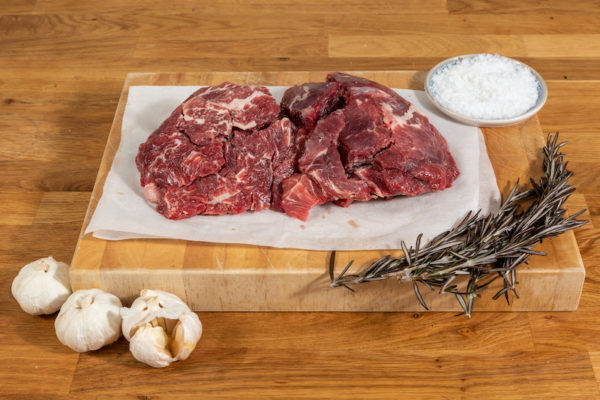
[329,133,588,317]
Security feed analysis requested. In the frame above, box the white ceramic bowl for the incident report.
[424,54,548,128]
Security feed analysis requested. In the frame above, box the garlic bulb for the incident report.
[121,289,202,368]
[55,289,122,352]
[11,256,71,315]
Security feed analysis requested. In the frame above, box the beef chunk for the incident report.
[277,73,459,219]
[280,174,328,221]
[136,83,281,219]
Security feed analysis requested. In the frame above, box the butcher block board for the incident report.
[70,71,585,312]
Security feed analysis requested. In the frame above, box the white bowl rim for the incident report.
[424,53,548,127]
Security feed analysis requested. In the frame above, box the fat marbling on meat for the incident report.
[136,82,283,219]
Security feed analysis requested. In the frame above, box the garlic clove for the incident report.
[11,256,71,315]
[121,290,202,367]
[55,289,122,353]
[129,324,176,368]
[170,312,203,361]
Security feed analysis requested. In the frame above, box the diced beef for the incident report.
[327,72,411,111]
[177,96,232,146]
[338,89,393,169]
[297,111,370,201]
[349,91,459,197]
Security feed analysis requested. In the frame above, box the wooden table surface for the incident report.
[1,1,599,398]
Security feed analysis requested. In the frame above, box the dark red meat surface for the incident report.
[187,82,280,131]
[277,73,459,220]
[136,82,282,219]
[281,111,370,220]
[135,105,225,188]
[136,74,459,221]
[158,128,275,219]
[267,118,300,212]
[280,82,340,131]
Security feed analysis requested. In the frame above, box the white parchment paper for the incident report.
[85,86,500,250]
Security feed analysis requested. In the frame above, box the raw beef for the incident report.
[278,73,459,220]
[136,73,459,221]
[136,82,282,219]
[185,82,280,131]
[158,128,275,219]
[280,82,340,131]
[136,105,225,188]
[281,111,370,220]
[177,97,231,146]
[268,118,300,212]
[327,71,412,107]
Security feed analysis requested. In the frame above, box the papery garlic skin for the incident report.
[129,325,176,368]
[171,312,202,360]
[55,289,122,352]
[11,256,71,315]
[121,290,202,368]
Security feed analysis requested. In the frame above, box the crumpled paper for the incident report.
[85,86,500,250]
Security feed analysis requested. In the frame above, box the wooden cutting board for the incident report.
[70,71,585,312]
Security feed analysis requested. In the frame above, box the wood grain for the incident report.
[447,0,600,15]
[329,34,600,58]
[67,347,599,399]
[30,0,448,15]
[1,0,599,397]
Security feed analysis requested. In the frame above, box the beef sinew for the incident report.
[136,73,459,221]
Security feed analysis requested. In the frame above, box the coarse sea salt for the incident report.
[429,54,540,120]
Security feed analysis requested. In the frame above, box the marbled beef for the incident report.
[136,82,282,219]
